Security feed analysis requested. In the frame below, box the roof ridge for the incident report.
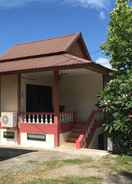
[15,32,80,47]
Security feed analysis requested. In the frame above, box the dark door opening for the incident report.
[98,133,106,150]
[26,84,53,112]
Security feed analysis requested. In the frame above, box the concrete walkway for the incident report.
[0,144,109,160]
[55,147,109,159]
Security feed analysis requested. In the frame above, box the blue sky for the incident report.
[0,0,115,68]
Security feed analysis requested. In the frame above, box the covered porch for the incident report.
[0,66,105,149]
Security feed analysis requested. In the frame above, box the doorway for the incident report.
[98,133,106,150]
[26,84,53,112]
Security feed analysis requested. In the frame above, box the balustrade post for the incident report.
[36,114,39,124]
[49,114,53,124]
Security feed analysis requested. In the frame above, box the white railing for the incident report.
[21,112,54,124]
[60,112,74,123]
[20,112,75,124]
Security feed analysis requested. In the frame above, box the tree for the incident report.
[98,0,132,153]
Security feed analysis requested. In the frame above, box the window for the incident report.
[27,133,46,141]
[3,131,15,139]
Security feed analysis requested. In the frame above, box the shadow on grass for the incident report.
[107,171,132,184]
[120,171,132,180]
[0,147,37,161]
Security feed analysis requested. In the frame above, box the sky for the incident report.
[0,0,115,68]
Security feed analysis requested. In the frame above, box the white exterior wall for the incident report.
[60,71,103,121]
[1,74,18,112]
[0,129,17,145]
[20,133,54,148]
[0,75,18,146]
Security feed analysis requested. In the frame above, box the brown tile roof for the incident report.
[0,33,80,61]
[0,32,111,74]
[0,54,110,74]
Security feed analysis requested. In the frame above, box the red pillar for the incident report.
[17,73,21,144]
[52,70,60,147]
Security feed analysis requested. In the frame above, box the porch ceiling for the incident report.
[0,54,111,75]
[23,68,95,79]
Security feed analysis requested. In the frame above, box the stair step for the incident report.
[72,129,84,134]
[67,137,77,143]
[66,122,88,143]
[66,111,102,148]
[68,134,79,139]
[60,143,74,149]
[66,121,92,144]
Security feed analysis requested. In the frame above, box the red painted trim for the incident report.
[19,123,57,134]
[52,70,60,147]
[75,134,85,149]
[54,115,60,146]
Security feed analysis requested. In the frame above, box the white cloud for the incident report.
[96,57,111,69]
[65,0,110,9]
[99,11,106,20]
[64,0,110,20]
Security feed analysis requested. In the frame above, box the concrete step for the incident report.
[72,129,85,134]
[69,131,81,136]
[60,142,75,149]
[66,137,77,143]
[66,122,88,143]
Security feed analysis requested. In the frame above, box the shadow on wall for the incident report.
[0,148,37,161]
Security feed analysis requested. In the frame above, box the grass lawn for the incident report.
[27,176,102,184]
[0,154,132,184]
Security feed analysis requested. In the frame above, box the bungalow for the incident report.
[0,33,111,149]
